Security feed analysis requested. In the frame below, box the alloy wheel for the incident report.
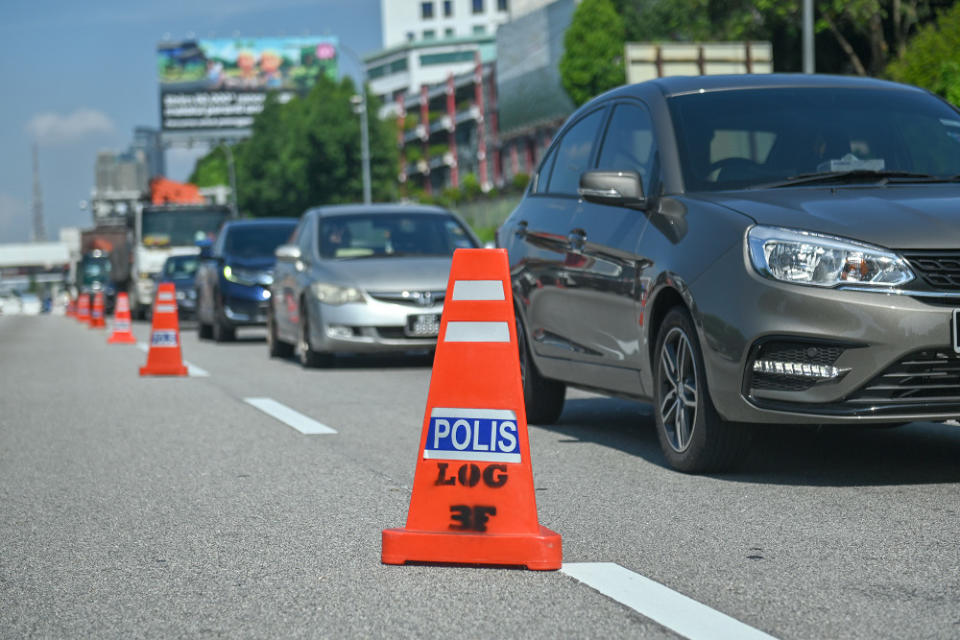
[658,326,699,453]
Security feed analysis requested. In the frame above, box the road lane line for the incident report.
[243,397,337,435]
[561,563,778,640]
[136,342,209,377]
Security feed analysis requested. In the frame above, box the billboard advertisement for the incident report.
[157,36,338,132]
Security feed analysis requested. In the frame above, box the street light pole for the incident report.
[341,43,372,205]
[802,0,815,74]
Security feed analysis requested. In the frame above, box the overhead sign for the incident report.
[157,36,338,132]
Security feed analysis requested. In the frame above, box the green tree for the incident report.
[887,2,960,104]
[192,75,398,218]
[560,0,626,106]
[188,146,229,188]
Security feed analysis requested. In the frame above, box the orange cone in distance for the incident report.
[76,293,91,325]
[89,291,106,329]
[108,292,137,344]
[381,248,562,570]
[139,283,188,376]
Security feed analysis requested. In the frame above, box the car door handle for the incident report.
[515,220,528,238]
[567,228,586,252]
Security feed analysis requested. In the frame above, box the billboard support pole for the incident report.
[342,43,372,205]
[223,142,239,218]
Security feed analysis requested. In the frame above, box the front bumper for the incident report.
[222,282,271,326]
[305,295,441,354]
[690,244,960,424]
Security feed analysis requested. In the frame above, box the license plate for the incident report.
[406,313,441,338]
[953,310,960,354]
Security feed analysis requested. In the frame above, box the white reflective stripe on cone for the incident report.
[443,321,509,342]
[451,280,505,301]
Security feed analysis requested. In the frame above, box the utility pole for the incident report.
[32,143,46,242]
[223,142,239,218]
[341,43,372,205]
[803,0,815,74]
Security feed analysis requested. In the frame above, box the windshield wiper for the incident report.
[756,170,957,189]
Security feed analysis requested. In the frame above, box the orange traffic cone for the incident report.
[382,248,562,570]
[89,291,106,329]
[108,292,137,344]
[139,283,188,376]
[76,293,91,325]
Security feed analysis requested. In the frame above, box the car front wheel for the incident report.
[653,307,749,473]
[517,314,565,424]
[267,306,294,358]
[298,302,331,368]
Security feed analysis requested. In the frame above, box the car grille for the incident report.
[846,349,960,407]
[368,290,445,307]
[901,251,960,292]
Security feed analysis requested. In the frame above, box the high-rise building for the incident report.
[381,0,512,48]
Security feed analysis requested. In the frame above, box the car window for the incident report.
[317,213,477,259]
[533,147,558,194]
[546,108,607,195]
[596,102,658,194]
[669,87,960,191]
[298,218,315,258]
[224,225,296,259]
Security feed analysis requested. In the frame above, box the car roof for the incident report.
[305,203,454,218]
[221,217,299,229]
[602,73,925,100]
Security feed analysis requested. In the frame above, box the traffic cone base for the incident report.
[381,249,561,570]
[139,284,188,376]
[382,525,561,570]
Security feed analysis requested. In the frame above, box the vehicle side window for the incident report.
[533,147,558,194]
[596,103,658,194]
[546,108,607,195]
[213,229,227,256]
[298,218,315,258]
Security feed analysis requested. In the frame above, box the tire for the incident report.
[267,306,294,358]
[297,302,332,368]
[653,307,750,473]
[198,321,213,340]
[212,297,236,342]
[517,314,565,424]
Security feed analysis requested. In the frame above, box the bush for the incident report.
[511,172,530,191]
[461,173,482,200]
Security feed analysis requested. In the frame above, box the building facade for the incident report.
[381,0,512,48]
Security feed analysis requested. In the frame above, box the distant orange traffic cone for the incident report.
[381,248,562,570]
[76,293,91,325]
[139,283,188,376]
[108,292,137,344]
[89,291,106,329]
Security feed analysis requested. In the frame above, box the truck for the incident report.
[77,226,133,313]
[129,203,232,318]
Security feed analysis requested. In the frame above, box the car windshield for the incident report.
[81,258,111,285]
[224,224,295,259]
[668,87,960,191]
[142,208,230,247]
[317,213,476,259]
[163,256,199,279]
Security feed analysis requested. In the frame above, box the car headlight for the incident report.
[748,226,914,288]
[311,282,365,305]
[223,265,272,286]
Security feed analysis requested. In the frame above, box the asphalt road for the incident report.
[2,314,959,639]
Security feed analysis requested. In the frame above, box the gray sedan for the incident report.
[498,74,960,473]
[269,204,480,366]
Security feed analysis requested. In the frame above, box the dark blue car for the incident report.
[195,218,298,342]
[158,254,201,319]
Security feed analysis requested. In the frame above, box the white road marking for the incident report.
[443,321,509,342]
[561,563,778,640]
[136,342,209,377]
[243,397,337,435]
[451,280,505,301]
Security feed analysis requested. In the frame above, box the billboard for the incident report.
[157,36,339,132]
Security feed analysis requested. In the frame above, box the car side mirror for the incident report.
[275,244,302,262]
[579,170,647,210]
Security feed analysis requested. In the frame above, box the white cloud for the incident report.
[26,108,115,145]
[0,193,29,243]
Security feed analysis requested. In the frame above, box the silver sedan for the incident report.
[268,204,480,366]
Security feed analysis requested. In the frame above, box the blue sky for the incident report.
[0,0,382,243]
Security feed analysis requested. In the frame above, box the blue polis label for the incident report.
[423,408,520,463]
[150,330,178,347]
